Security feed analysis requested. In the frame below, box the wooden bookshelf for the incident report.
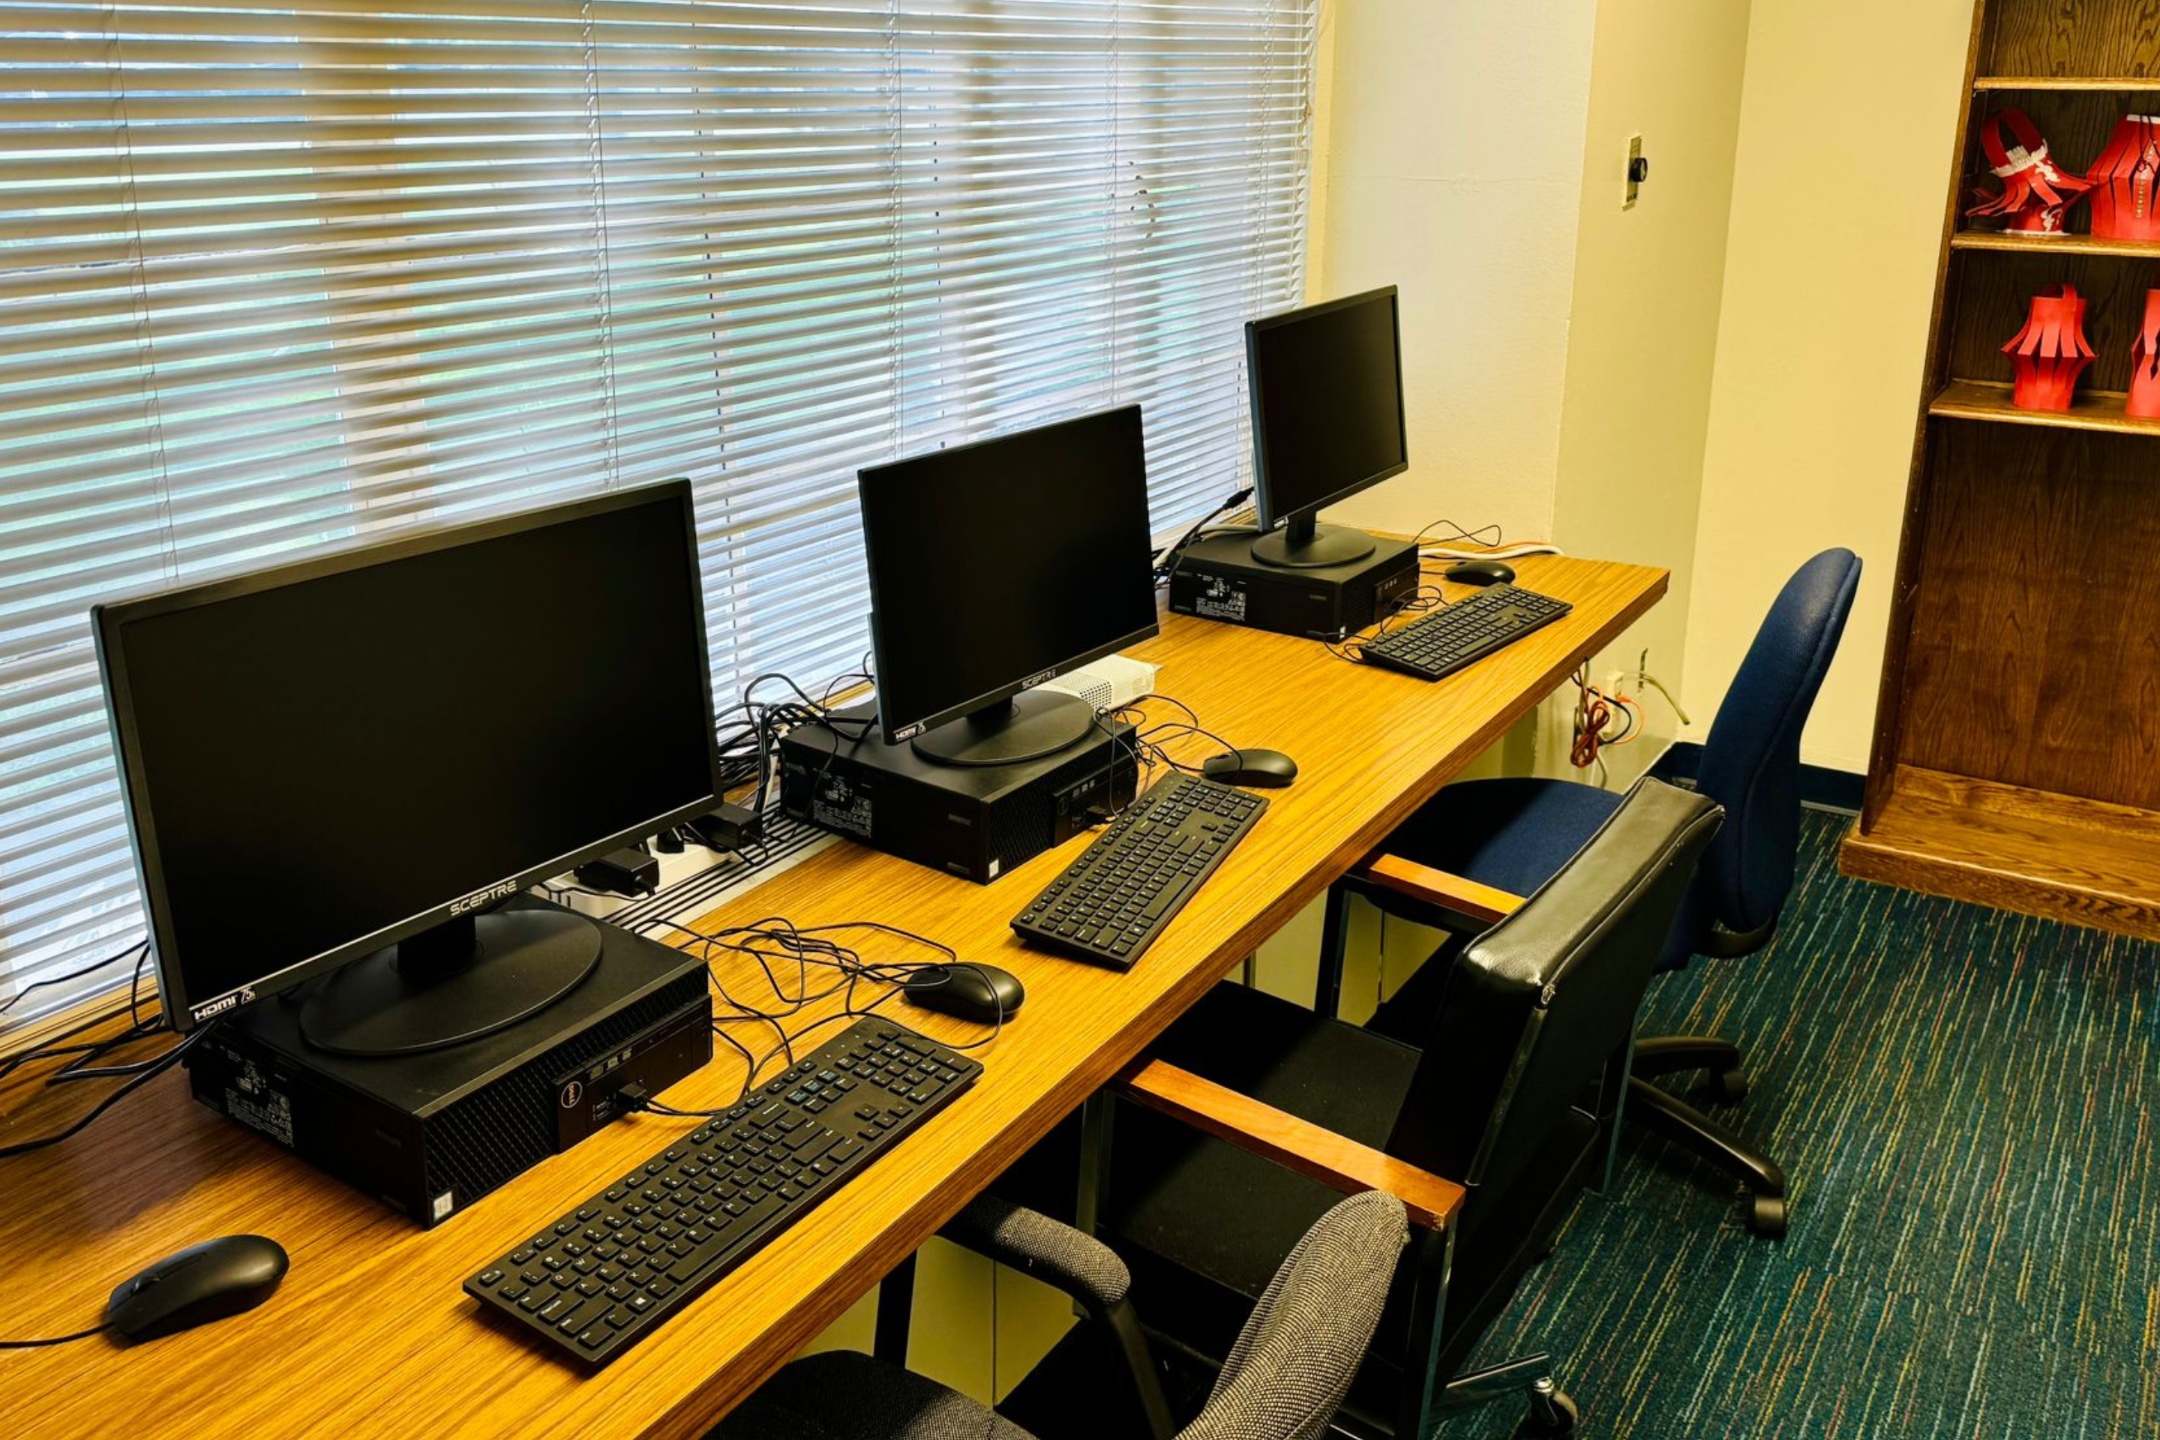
[1951,229,2160,258]
[1845,0,2160,940]
[1846,770,2160,941]
[1927,378,2160,434]
[1974,75,2160,89]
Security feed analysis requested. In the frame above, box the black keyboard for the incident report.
[1359,584,1573,681]
[1011,772,1267,968]
[465,1016,980,1365]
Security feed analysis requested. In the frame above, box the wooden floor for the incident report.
[1841,766,2160,941]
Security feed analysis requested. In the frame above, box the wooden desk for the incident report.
[0,554,1663,1440]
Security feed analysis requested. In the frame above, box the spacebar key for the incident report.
[1142,880,1192,921]
[672,1198,785,1281]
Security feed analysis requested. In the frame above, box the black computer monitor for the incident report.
[858,405,1159,768]
[1245,285,1410,569]
[94,483,724,1055]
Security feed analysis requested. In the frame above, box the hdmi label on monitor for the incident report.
[191,987,255,1023]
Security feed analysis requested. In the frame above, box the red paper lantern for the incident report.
[2001,284,2094,412]
[1967,109,2093,235]
[2129,291,2160,419]
[2086,114,2160,241]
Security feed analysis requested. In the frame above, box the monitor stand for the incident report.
[299,909,601,1058]
[911,689,1095,768]
[1250,514,1377,570]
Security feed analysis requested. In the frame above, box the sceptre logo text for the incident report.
[450,879,521,916]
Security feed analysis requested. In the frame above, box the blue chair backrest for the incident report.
[1690,548,1861,946]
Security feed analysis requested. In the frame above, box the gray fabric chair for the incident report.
[709,1189,1409,1440]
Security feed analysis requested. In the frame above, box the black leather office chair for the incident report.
[1077,778,1722,1438]
[1316,549,1861,1236]
[709,1189,1410,1440]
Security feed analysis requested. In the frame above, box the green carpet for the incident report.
[1434,806,2160,1438]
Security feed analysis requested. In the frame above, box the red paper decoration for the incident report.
[2086,114,2160,241]
[2129,291,2160,419]
[1967,109,2093,234]
[2001,284,2094,412]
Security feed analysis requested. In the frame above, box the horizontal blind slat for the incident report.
[0,0,1314,1026]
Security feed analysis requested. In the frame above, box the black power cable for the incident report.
[1154,486,1255,585]
[0,940,148,1025]
[0,1023,216,1162]
[624,913,1004,1120]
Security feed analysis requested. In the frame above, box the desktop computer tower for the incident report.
[779,702,1140,883]
[1166,532,1420,640]
[185,898,713,1228]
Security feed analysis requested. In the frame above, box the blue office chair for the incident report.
[1319,548,1861,1237]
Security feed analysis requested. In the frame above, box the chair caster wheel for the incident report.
[1748,1193,1788,1238]
[1708,1066,1748,1104]
[1514,1386,1579,1438]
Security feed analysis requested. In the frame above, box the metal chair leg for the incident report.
[1434,1353,1578,1437]
[1390,1224,1452,1439]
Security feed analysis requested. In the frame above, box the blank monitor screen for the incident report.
[1248,287,1409,524]
[859,405,1159,742]
[97,485,721,1025]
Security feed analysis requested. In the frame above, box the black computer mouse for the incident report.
[899,964,1025,1024]
[106,1235,289,1342]
[1202,748,1299,789]
[1444,558,1516,586]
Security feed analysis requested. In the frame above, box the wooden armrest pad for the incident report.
[1112,1059,1464,1230]
[1355,853,1526,924]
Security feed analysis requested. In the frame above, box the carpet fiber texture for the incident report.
[1433,806,2160,1438]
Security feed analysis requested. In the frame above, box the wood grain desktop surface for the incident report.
[0,553,1662,1440]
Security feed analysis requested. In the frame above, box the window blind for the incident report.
[0,0,1316,1025]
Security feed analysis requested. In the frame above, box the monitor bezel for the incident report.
[858,404,1162,748]
[1246,285,1411,532]
[93,481,726,1034]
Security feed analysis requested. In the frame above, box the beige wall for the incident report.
[1314,0,1598,544]
[1548,0,1753,782]
[1314,0,1981,778]
[1682,0,1975,771]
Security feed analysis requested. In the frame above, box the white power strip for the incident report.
[1038,653,1158,712]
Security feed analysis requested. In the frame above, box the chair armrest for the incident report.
[1355,853,1526,925]
[1112,1059,1466,1230]
[939,1193,1132,1313]
[939,1193,1180,1439]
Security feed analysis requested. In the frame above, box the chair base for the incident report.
[1627,1075,1789,1238]
[1633,1034,1749,1102]
[1431,1354,1578,1439]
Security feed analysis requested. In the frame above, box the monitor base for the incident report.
[911,689,1096,768]
[1250,522,1377,570]
[298,908,602,1057]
